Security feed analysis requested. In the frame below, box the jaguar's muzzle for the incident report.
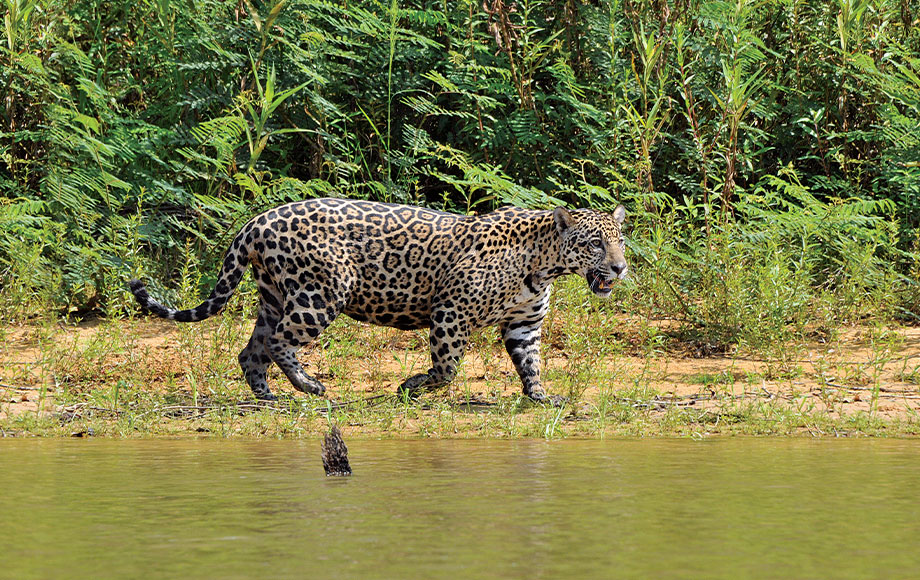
[586,269,616,297]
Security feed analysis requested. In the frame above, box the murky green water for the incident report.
[1,438,918,579]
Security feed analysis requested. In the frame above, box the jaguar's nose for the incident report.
[611,262,628,279]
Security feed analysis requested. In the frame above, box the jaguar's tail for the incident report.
[130,228,251,323]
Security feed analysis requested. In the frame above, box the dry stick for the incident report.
[59,405,121,417]
[312,393,393,413]
[134,405,211,419]
[822,382,897,392]
[619,385,812,412]
[820,383,920,399]
[733,354,920,365]
[58,393,388,423]
[0,383,42,391]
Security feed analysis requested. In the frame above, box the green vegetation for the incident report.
[2,0,919,437]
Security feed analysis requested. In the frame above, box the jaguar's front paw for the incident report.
[526,389,568,408]
[291,373,326,396]
[546,394,568,408]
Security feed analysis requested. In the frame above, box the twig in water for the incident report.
[321,425,351,476]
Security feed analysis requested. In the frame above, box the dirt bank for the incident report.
[1,316,919,437]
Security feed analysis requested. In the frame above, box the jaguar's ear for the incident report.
[612,204,626,225]
[553,207,575,235]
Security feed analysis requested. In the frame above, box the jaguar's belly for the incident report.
[342,290,434,330]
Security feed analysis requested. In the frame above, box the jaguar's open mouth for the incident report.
[586,269,616,297]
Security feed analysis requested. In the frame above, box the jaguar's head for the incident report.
[554,205,628,298]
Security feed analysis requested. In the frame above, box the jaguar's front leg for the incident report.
[500,318,565,407]
[397,307,469,398]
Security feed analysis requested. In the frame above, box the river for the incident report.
[1,438,918,578]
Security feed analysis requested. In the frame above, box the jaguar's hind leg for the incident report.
[238,308,277,400]
[266,293,342,397]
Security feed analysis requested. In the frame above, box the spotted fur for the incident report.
[129,198,628,402]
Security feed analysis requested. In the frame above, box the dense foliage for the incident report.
[2,0,919,340]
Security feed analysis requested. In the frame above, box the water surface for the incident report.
[1,438,918,579]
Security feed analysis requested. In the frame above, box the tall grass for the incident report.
[0,0,917,337]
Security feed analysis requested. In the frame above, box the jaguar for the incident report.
[130,198,628,404]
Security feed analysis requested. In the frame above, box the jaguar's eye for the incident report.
[589,238,603,249]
